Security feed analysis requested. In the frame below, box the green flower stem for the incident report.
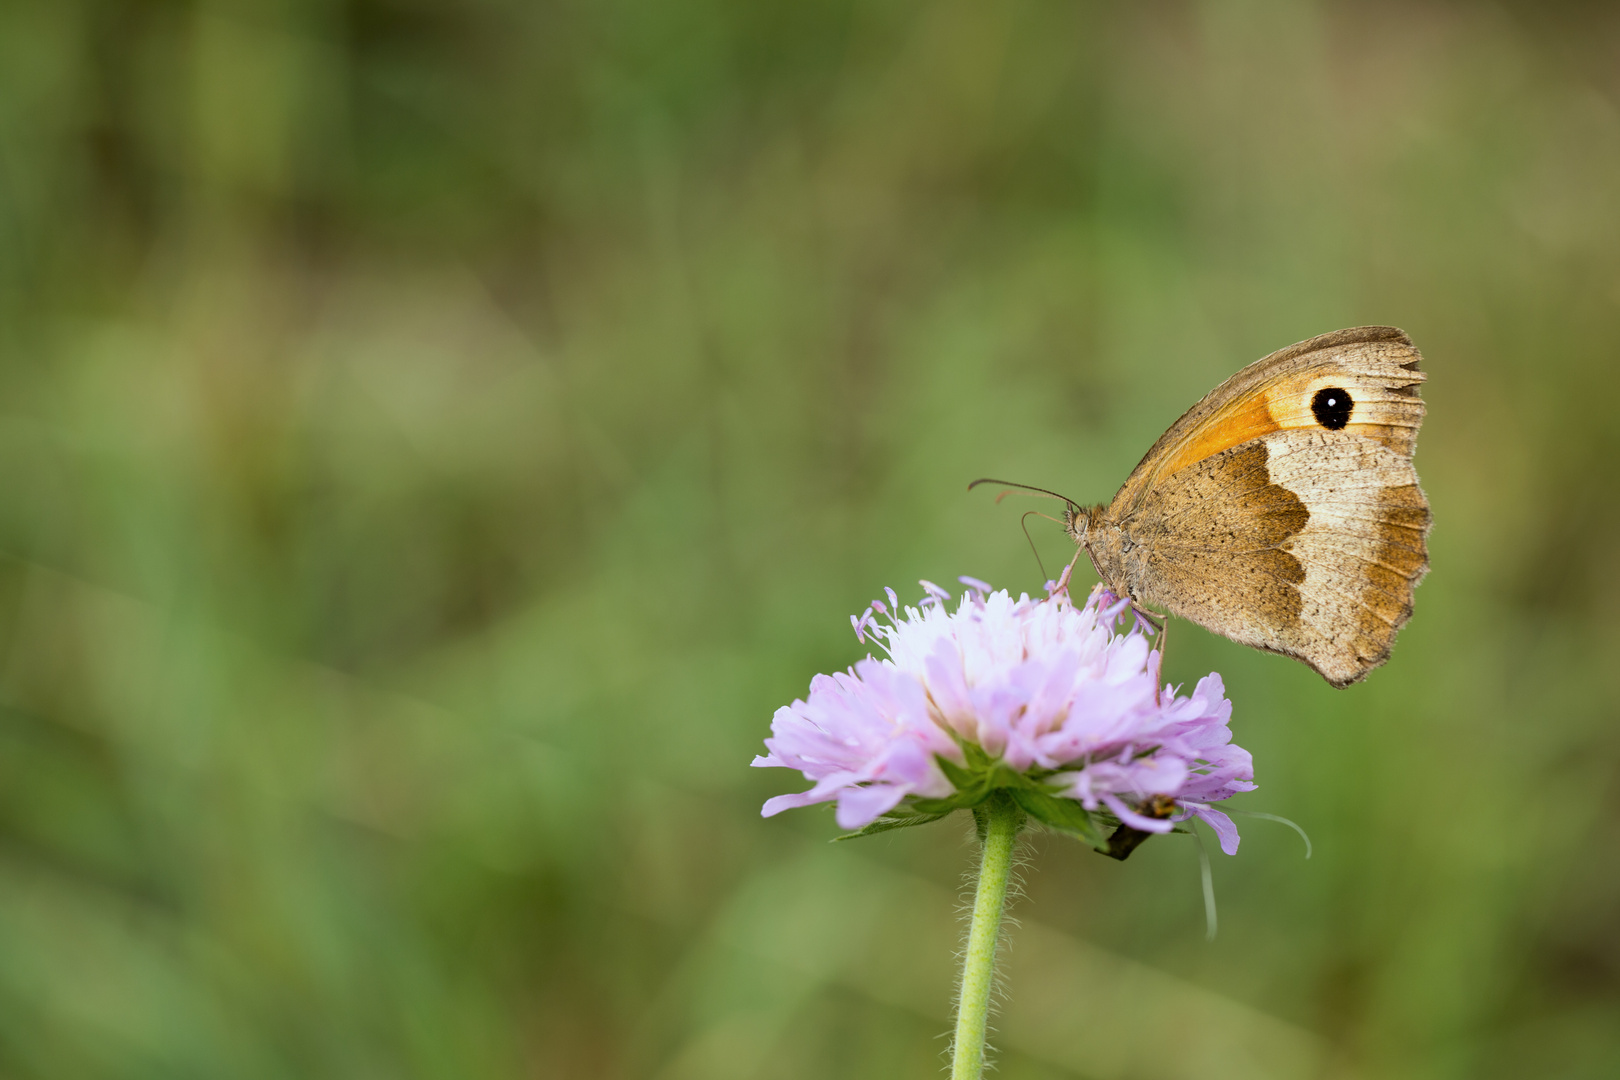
[951,791,1024,1080]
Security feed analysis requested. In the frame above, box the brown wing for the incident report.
[1106,327,1430,686]
[1130,430,1429,686]
[1108,326,1425,518]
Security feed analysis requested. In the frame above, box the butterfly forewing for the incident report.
[1090,326,1432,686]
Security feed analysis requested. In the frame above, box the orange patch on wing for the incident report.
[1154,372,1387,480]
[1153,390,1281,480]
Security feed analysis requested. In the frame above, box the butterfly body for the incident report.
[1066,326,1431,687]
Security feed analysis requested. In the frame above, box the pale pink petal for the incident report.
[1192,806,1242,855]
[835,784,909,829]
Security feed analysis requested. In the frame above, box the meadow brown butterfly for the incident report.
[1021,327,1430,687]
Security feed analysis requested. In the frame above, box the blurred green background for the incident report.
[1,1,1618,1077]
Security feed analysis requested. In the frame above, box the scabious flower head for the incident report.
[753,572,1256,854]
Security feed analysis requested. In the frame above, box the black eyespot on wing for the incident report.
[1311,387,1353,430]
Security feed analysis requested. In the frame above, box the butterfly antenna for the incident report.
[967,477,1080,513]
[1019,511,1050,583]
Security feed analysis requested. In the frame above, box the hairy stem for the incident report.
[951,792,1023,1080]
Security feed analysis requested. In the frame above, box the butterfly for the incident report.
[986,327,1431,687]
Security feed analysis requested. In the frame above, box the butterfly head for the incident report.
[1062,504,1103,548]
[1064,503,1124,600]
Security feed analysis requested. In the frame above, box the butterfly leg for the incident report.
[1128,603,1168,705]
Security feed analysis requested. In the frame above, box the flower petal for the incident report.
[835,784,909,829]
[1101,793,1174,833]
[1191,805,1242,855]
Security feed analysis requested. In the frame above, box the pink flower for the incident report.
[753,574,1256,853]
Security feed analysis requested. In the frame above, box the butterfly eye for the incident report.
[1311,386,1353,430]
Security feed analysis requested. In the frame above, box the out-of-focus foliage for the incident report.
[1,1,1618,1077]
